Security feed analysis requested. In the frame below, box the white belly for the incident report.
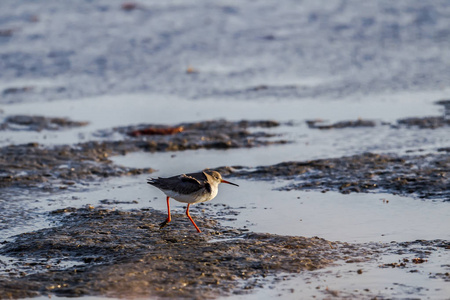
[162,187,218,204]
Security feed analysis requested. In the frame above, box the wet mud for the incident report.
[2,115,448,202]
[0,207,369,299]
[2,86,33,95]
[0,142,154,191]
[1,208,448,299]
[110,119,285,151]
[0,115,88,132]
[396,116,450,129]
[0,119,285,191]
[306,100,450,130]
[0,108,448,299]
[306,116,450,130]
[2,2,450,298]
[218,152,450,201]
[306,119,376,129]
[436,99,450,115]
[395,99,450,129]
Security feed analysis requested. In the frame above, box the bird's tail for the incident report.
[147,178,157,185]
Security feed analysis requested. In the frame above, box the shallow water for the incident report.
[1,90,447,146]
[2,164,448,298]
[226,246,450,299]
[22,174,448,244]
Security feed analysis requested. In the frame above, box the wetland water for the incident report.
[1,1,450,299]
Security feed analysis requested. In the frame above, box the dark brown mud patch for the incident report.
[2,86,33,95]
[108,119,287,152]
[305,100,450,130]
[436,99,450,115]
[0,207,373,299]
[396,116,450,129]
[306,119,376,129]
[0,115,88,131]
[217,152,450,201]
[305,115,450,130]
[394,99,450,129]
[0,142,154,190]
[0,119,287,190]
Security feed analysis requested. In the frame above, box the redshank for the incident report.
[147,170,239,233]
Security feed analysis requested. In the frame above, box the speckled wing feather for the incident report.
[183,172,208,183]
[147,172,207,195]
[180,172,211,194]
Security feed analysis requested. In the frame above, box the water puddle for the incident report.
[1,89,447,148]
[226,245,450,299]
[13,175,448,244]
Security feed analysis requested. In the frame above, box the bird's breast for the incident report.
[162,187,217,204]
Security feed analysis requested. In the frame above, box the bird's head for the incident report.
[208,171,239,187]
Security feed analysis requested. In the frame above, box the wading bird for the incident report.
[147,170,239,233]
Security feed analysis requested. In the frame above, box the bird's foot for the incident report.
[159,219,170,229]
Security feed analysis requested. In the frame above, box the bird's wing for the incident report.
[174,174,204,194]
[179,174,202,185]
[187,172,213,193]
[184,171,208,182]
[147,172,206,195]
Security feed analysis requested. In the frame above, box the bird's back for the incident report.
[147,172,210,195]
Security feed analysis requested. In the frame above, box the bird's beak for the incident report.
[221,179,239,187]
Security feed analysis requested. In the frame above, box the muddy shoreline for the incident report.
[0,207,448,299]
[219,151,450,201]
[1,2,450,298]
[1,206,448,299]
[0,99,449,299]
[0,119,286,191]
[0,115,449,298]
[0,207,364,299]
[2,113,449,200]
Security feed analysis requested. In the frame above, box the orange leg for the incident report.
[159,196,171,229]
[186,203,201,233]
